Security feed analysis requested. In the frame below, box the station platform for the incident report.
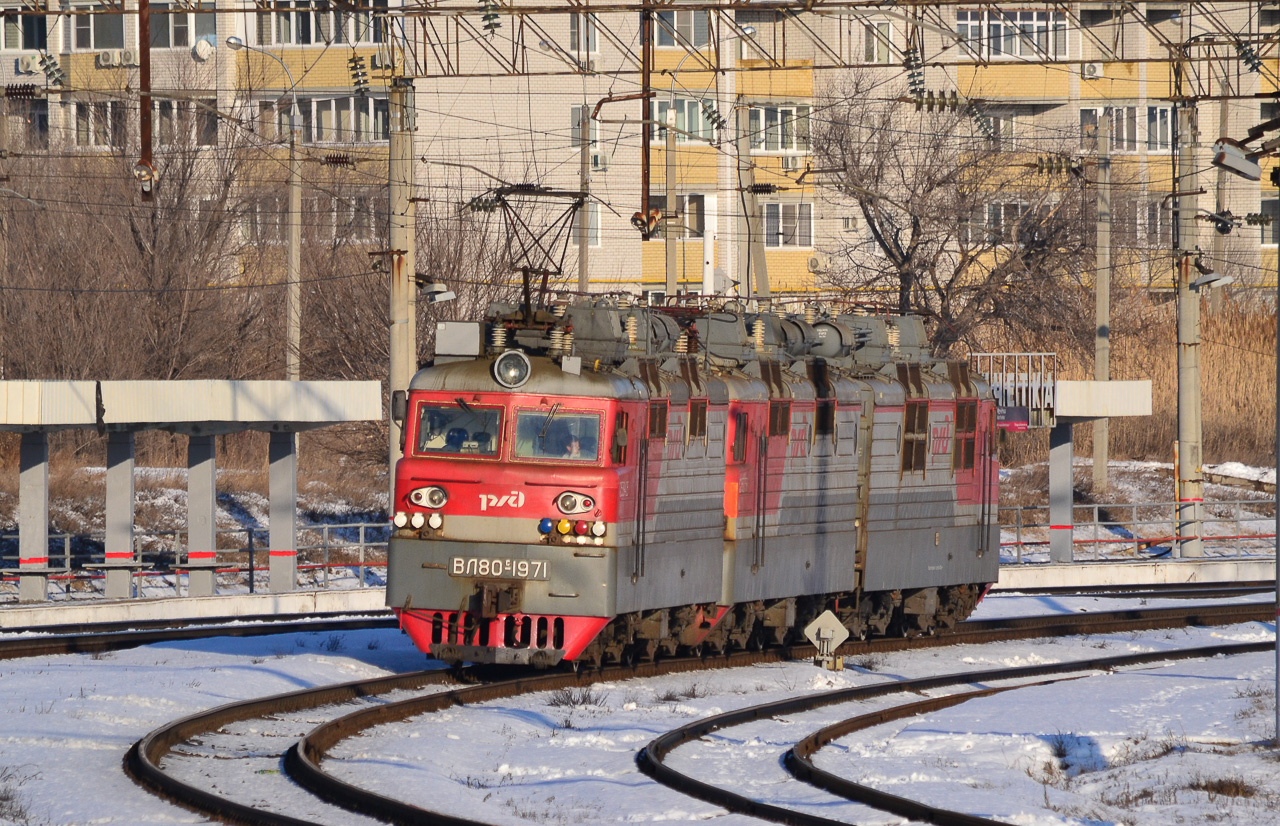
[0,588,390,631]
[0,559,1272,631]
[994,558,1275,591]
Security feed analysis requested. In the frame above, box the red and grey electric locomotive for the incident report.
[386,300,999,667]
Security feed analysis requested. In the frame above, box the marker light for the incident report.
[557,518,573,535]
[392,511,408,528]
[574,520,590,536]
[427,513,443,530]
[538,518,554,535]
[410,512,426,529]
[493,350,532,388]
[591,521,606,537]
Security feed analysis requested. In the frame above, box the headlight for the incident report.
[556,491,595,514]
[410,512,426,529]
[410,486,448,509]
[392,511,408,528]
[493,350,532,388]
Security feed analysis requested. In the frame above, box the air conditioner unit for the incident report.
[807,254,829,274]
[120,48,139,66]
[1081,62,1103,80]
[15,54,40,74]
[841,216,857,232]
[591,151,610,172]
[370,52,391,70]
[781,155,802,171]
[97,49,119,68]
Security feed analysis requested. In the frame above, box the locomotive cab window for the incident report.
[415,402,503,457]
[514,408,601,462]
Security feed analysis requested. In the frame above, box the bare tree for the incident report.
[813,74,1095,357]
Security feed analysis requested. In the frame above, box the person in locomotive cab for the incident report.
[561,434,582,459]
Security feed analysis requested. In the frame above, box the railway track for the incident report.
[0,611,395,660]
[124,601,1273,825]
[641,641,1273,826]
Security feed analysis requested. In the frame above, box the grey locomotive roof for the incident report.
[410,356,649,401]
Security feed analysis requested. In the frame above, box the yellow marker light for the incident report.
[557,518,573,535]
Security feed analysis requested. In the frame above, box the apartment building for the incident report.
[0,2,1272,296]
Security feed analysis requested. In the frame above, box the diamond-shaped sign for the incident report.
[803,610,850,654]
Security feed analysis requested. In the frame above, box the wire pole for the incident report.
[1093,111,1111,493]
[1174,102,1204,558]
[578,106,590,292]
[665,106,678,295]
[286,118,301,380]
[388,78,417,502]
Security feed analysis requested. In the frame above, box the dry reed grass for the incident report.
[991,294,1276,474]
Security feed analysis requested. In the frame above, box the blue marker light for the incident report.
[538,518,554,535]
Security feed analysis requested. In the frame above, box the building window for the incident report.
[1080,106,1137,152]
[646,193,704,240]
[569,104,598,147]
[259,0,387,46]
[864,20,891,63]
[1146,199,1172,247]
[13,98,47,148]
[656,10,709,49]
[269,95,389,144]
[154,99,217,146]
[569,12,596,53]
[956,9,1067,59]
[986,113,1015,148]
[987,201,1028,244]
[570,202,600,247]
[748,104,810,153]
[1147,106,1172,152]
[72,4,125,50]
[74,100,126,147]
[652,97,718,142]
[150,2,215,48]
[3,12,46,50]
[760,202,812,248]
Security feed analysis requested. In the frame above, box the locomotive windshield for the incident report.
[514,409,601,462]
[415,402,503,457]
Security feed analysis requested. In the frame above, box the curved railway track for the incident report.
[641,640,1272,826]
[123,601,1273,825]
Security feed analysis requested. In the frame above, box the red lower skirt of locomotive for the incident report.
[397,607,610,667]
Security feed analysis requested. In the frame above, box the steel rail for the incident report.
[122,603,1272,825]
[643,641,1273,826]
[784,641,1276,825]
[124,668,458,826]
[0,612,396,661]
[281,604,1270,825]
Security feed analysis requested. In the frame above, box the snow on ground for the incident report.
[0,598,1277,824]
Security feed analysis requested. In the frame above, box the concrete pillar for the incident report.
[104,431,135,599]
[186,433,217,597]
[1048,421,1074,564]
[268,430,298,592]
[17,431,49,603]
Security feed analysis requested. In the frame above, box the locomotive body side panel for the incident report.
[862,375,1000,592]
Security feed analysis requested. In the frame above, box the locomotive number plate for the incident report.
[449,556,550,581]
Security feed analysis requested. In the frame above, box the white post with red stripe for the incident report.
[17,432,49,603]
[268,431,297,591]
[185,434,217,597]
[103,431,136,599]
[1048,421,1074,563]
